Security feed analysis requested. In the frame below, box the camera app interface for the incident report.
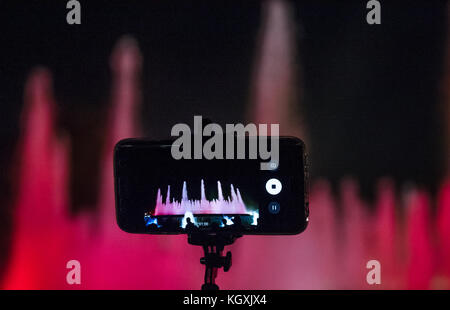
[147,177,259,232]
[116,144,267,233]
[115,138,305,234]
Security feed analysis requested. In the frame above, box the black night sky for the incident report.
[0,0,447,209]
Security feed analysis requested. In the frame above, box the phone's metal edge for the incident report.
[113,137,310,236]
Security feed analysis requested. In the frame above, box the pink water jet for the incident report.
[154,180,248,215]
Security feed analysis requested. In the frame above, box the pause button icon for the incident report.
[268,202,280,214]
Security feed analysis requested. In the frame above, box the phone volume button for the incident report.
[304,152,310,219]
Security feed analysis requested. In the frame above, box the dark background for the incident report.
[0,0,447,217]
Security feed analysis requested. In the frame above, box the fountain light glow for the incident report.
[223,216,235,226]
[154,179,251,215]
[144,214,161,227]
[180,211,197,229]
[248,211,259,226]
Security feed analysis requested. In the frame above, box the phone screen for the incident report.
[114,137,308,235]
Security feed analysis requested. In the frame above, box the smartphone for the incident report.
[114,136,309,235]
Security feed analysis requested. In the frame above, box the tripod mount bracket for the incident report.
[187,230,242,290]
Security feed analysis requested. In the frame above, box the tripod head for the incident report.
[187,230,242,290]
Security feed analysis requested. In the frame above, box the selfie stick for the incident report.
[187,231,242,290]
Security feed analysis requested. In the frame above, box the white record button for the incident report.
[265,178,282,195]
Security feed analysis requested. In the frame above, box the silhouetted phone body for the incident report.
[114,136,308,235]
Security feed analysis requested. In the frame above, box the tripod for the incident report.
[188,231,242,290]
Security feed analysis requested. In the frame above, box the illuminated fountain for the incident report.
[3,33,450,289]
[154,179,249,215]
